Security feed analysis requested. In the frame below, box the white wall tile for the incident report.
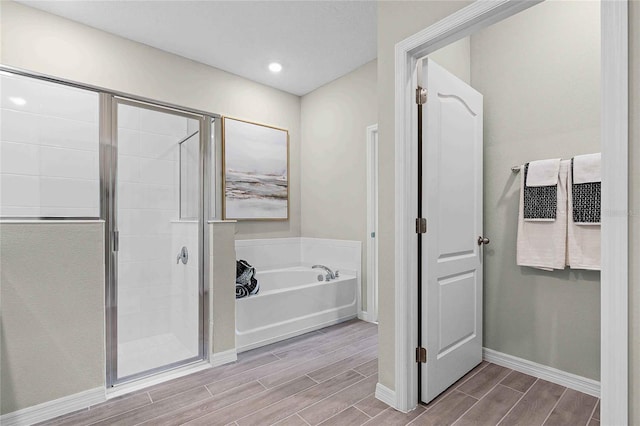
[0,75,41,114]
[117,104,139,130]
[1,109,39,144]
[38,115,98,151]
[139,158,176,186]
[118,128,140,156]
[139,108,188,137]
[0,174,39,207]
[39,146,98,180]
[0,141,39,175]
[118,155,140,183]
[40,177,99,210]
[38,82,99,123]
[139,131,178,160]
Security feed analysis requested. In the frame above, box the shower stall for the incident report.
[105,98,215,386]
[0,68,216,388]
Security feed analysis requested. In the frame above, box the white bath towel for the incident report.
[517,160,568,270]
[526,158,561,186]
[573,153,601,184]
[568,162,601,270]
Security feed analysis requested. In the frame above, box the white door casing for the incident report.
[366,124,379,323]
[420,59,484,403]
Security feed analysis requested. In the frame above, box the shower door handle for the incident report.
[177,246,189,264]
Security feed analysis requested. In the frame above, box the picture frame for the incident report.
[222,117,289,220]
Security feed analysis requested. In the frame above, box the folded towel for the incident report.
[568,161,601,270]
[573,153,601,184]
[236,284,249,299]
[526,158,561,186]
[523,160,560,221]
[517,160,568,270]
[235,259,260,298]
[571,153,601,225]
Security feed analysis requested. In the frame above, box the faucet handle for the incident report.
[335,270,340,278]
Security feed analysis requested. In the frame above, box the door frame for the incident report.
[390,1,628,424]
[366,124,379,323]
[103,96,215,387]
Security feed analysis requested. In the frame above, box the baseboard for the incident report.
[358,310,374,323]
[210,348,237,367]
[375,382,396,408]
[482,348,600,397]
[0,387,105,426]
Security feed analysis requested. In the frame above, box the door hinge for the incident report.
[416,218,427,234]
[416,347,427,363]
[416,87,427,105]
[371,232,376,238]
[113,230,119,252]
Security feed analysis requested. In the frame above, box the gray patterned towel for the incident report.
[523,163,558,221]
[571,158,601,224]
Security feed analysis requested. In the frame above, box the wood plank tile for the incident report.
[236,370,366,426]
[417,361,488,412]
[500,371,537,393]
[139,381,265,426]
[588,419,600,426]
[318,406,371,426]
[456,363,512,399]
[205,348,321,394]
[147,352,279,402]
[92,386,210,426]
[355,394,389,418]
[42,393,152,426]
[299,374,378,425]
[354,359,377,377]
[364,406,425,426]
[34,408,89,426]
[185,375,317,426]
[593,400,600,420]
[316,319,376,338]
[455,385,522,426]
[410,390,477,426]
[543,389,598,426]
[276,325,377,359]
[308,350,377,383]
[499,379,565,426]
[274,414,310,426]
[258,336,376,389]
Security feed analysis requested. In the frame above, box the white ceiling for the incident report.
[18,1,377,96]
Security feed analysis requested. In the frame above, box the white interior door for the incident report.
[420,58,484,403]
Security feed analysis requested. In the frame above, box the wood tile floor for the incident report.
[40,320,599,426]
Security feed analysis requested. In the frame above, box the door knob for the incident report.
[176,246,189,264]
[477,236,490,246]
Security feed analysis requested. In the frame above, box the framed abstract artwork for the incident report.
[222,117,289,220]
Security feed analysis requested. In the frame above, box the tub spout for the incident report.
[312,264,335,280]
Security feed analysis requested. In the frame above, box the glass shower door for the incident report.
[111,99,202,383]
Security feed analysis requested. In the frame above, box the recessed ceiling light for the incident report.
[268,62,282,73]
[9,97,26,106]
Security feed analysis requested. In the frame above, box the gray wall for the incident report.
[210,222,237,354]
[300,60,377,310]
[0,223,105,415]
[473,0,601,380]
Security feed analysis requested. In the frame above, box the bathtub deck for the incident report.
[39,319,599,426]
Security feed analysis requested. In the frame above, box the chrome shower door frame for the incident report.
[103,96,213,388]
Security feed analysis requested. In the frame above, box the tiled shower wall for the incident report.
[116,104,199,360]
[0,73,100,217]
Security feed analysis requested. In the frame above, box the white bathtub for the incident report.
[235,267,357,352]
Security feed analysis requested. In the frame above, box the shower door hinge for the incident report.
[416,87,427,105]
[416,347,427,363]
[416,218,427,234]
[113,230,119,252]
